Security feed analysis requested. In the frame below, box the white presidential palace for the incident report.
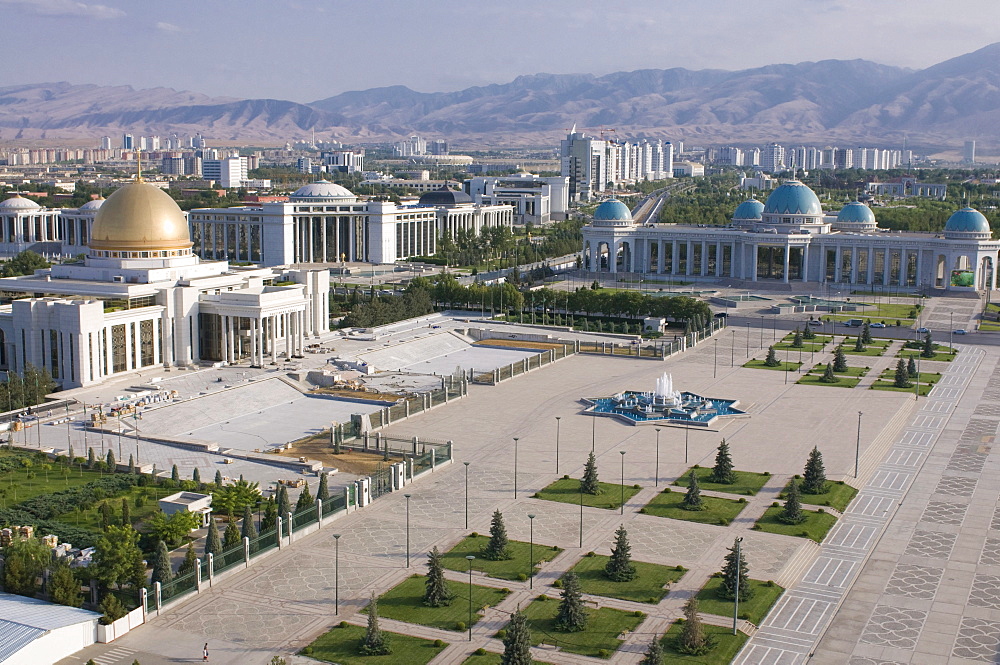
[0,181,329,389]
[582,180,1000,291]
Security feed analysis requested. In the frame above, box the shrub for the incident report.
[552,579,563,588]
[537,594,547,601]
[517,573,527,581]
[771,502,779,507]
[632,484,640,489]
[470,532,479,538]
[562,474,570,480]
[738,497,747,503]
[300,646,313,655]
[500,588,510,594]
[598,649,611,658]
[633,610,644,617]
[475,648,487,656]
[661,487,671,493]
[639,507,647,513]
[433,639,444,647]
[587,551,596,557]
[339,621,348,628]
[496,629,507,639]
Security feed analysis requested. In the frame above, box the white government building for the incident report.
[0,181,329,389]
[582,180,1000,291]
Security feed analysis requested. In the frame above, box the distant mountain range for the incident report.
[4,43,1000,148]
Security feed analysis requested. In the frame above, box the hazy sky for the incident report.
[4,0,1000,102]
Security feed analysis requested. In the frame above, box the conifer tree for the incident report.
[791,328,803,348]
[819,362,838,383]
[295,482,313,511]
[605,524,637,582]
[853,334,865,352]
[99,502,114,531]
[87,447,96,468]
[223,516,241,550]
[120,497,131,527]
[682,469,704,511]
[423,546,454,607]
[639,634,664,665]
[711,439,737,484]
[317,472,330,502]
[171,464,179,482]
[802,325,816,340]
[555,572,587,632]
[214,469,224,487]
[276,485,291,518]
[151,540,173,586]
[676,597,711,655]
[242,504,258,553]
[192,467,201,485]
[581,450,601,495]
[128,454,135,474]
[205,516,222,557]
[833,345,848,372]
[48,557,83,607]
[894,358,912,388]
[358,591,391,655]
[779,478,806,525]
[177,543,197,576]
[764,346,780,367]
[720,538,753,601]
[861,321,872,344]
[106,449,115,470]
[501,608,532,665]
[907,356,918,378]
[261,497,278,532]
[484,509,512,560]
[67,443,74,464]
[921,331,935,358]
[802,447,827,494]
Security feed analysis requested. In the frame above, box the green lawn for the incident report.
[870,381,934,396]
[461,653,551,665]
[641,489,747,526]
[783,480,858,512]
[841,345,888,357]
[515,597,644,658]
[535,477,642,511]
[661,621,749,664]
[57,485,180,532]
[370,574,508,632]
[673,467,771,496]
[898,348,956,362]
[796,373,862,388]
[877,368,940,383]
[695,577,785,625]
[0,454,109,508]
[754,507,838,543]
[827,302,921,322]
[742,359,802,372]
[303,623,447,665]
[564,554,686,604]
[442,535,562,581]
[773,342,826,352]
[981,321,1000,332]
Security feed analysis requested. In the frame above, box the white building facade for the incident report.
[465,173,569,225]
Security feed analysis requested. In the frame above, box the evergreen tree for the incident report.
[295,482,313,511]
[214,469,223,487]
[907,356,918,378]
[580,450,601,495]
[87,447,96,468]
[921,331,935,358]
[682,469,704,511]
[764,346,780,367]
[484,509,512,561]
[833,345,848,372]
[423,546,454,607]
[711,439,737,484]
[676,597,711,655]
[120,497,131,527]
[719,538,753,601]
[801,447,828,494]
[640,634,664,665]
[819,362,838,383]
[106,449,115,470]
[98,593,127,623]
[261,497,278,532]
[894,358,912,388]
[192,467,201,485]
[555,572,587,632]
[177,543,197,576]
[276,485,291,518]
[605,524,637,582]
[853,335,865,352]
[98,502,115,531]
[861,321,872,344]
[151,540,173,586]
[223,516,241,550]
[791,328,803,348]
[128,454,135,475]
[171,465,179,482]
[67,443,74,464]
[48,558,82,607]
[779,479,806,525]
[317,472,330,502]
[358,591,392,655]
[242,504,259,553]
[205,517,222,557]
[802,325,816,340]
[501,608,533,665]
[1,537,49,596]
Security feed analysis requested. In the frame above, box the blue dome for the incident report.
[593,199,632,222]
[763,181,823,216]
[733,199,764,220]
[944,207,990,234]
[837,201,876,224]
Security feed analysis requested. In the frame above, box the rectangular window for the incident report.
[140,319,154,367]
[49,330,59,379]
[111,324,126,373]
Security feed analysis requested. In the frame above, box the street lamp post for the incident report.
[555,417,561,474]
[619,451,626,515]
[464,462,470,530]
[733,536,744,635]
[466,555,475,641]
[685,426,690,464]
[527,513,536,588]
[591,417,596,452]
[760,315,765,348]
[731,330,735,367]
[713,339,718,378]
[950,312,954,350]
[333,534,341,615]
[513,437,519,499]
[745,323,751,358]
[855,412,863,478]
[654,428,661,487]
[579,483,584,548]
[404,493,411,568]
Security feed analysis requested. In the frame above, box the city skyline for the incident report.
[3,0,1000,102]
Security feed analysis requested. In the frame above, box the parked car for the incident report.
[870,322,887,328]
[714,312,728,318]
[807,320,823,327]
[916,327,930,333]
[953,329,968,335]
[843,319,865,327]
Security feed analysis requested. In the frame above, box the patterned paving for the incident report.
[859,605,927,649]
[954,617,1000,662]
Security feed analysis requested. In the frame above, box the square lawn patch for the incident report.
[535,477,642,511]
[742,359,802,372]
[754,506,838,543]
[661,621,749,664]
[673,467,770,496]
[694,576,784,625]
[515,596,645,659]
[304,622,447,665]
[371,574,508,632]
[870,381,934,396]
[564,554,686,603]
[796,373,861,388]
[782,480,858,512]
[461,653,551,665]
[442,535,561,581]
[641,488,747,526]
[898,347,955,362]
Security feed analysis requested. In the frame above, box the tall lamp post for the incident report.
[333,533,341,615]
[745,323,751,358]
[512,437,519,499]
[404,493,411,568]
[579,483,584,548]
[713,339,718,378]
[619,451,626,515]
[685,426,690,464]
[527,514,536,588]
[654,428,661,487]
[466,555,475,641]
[554,417,561,474]
[855,412,863,478]
[463,462,470,529]
[591,417,596,452]
[733,536,744,635]
[731,330,736,367]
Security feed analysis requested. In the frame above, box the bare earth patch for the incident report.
[473,339,564,350]
[275,434,388,474]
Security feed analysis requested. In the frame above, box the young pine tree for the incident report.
[205,517,222,557]
[120,497,131,527]
[764,345,780,367]
[676,597,711,655]
[639,634,664,665]
[105,449,115,470]
[501,608,533,665]
[802,325,816,340]
[719,538,753,601]
[261,497,278,532]
[87,447,96,468]
[819,362,838,383]
[242,504,258,553]
[907,356,918,378]
[214,469,224,487]
[317,472,330,502]
[295,482,313,511]
[894,358,912,388]
[555,572,587,632]
[484,509,512,561]
[682,469,704,511]
[223,516,241,550]
[779,478,806,524]
[276,485,292,518]
[423,546,454,607]
[171,464,180,482]
[711,439,737,484]
[581,450,601,495]
[791,328,803,348]
[861,321,873,344]
[358,591,392,655]
[921,331,935,358]
[833,345,848,372]
[605,524,637,582]
[177,543,198,576]
[801,447,827,494]
[151,540,173,586]
[128,454,135,475]
[48,558,83,607]
[853,335,865,352]
[192,467,201,485]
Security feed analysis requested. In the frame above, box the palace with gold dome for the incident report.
[582,180,1000,291]
[0,182,329,388]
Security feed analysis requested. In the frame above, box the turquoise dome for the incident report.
[837,201,876,224]
[593,199,632,222]
[763,181,823,216]
[733,199,764,220]
[944,207,990,234]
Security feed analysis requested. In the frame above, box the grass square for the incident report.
[442,535,562,581]
[461,653,551,665]
[303,623,447,665]
[841,345,888,357]
[694,576,785,625]
[754,506,838,543]
[661,621,749,664]
[641,488,747,526]
[514,596,645,658]
[673,467,770,496]
[870,381,934,395]
[796,373,861,388]
[898,347,955,362]
[535,477,642,511]
[742,359,802,372]
[782,480,858,512]
[564,554,686,603]
[370,574,509,632]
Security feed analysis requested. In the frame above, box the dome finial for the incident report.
[136,148,144,183]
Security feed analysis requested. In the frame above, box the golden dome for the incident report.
[89,182,192,252]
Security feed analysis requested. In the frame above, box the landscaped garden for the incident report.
[695,575,785,625]
[512,596,644,658]
[782,479,858,512]
[660,621,749,664]
[641,487,748,526]
[371,574,509,632]
[302,622,447,665]
[535,462,642,512]
[562,553,686,603]
[441,533,561,582]
[672,466,771,496]
[743,358,802,372]
[753,506,838,542]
